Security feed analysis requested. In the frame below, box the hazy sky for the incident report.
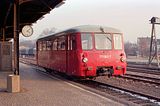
[20,0,160,43]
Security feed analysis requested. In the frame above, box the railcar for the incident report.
[36,25,126,79]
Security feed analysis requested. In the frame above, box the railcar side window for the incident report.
[57,36,66,50]
[46,41,52,50]
[38,42,42,51]
[95,34,112,50]
[81,33,93,50]
[42,41,46,51]
[114,34,122,50]
[70,35,76,50]
[53,39,58,50]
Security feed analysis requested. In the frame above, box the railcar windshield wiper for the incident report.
[100,27,112,42]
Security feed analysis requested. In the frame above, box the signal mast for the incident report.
[148,17,160,67]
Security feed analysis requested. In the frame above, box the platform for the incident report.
[0,63,126,106]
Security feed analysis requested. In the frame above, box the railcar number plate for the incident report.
[99,55,111,58]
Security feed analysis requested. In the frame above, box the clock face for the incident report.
[21,25,33,37]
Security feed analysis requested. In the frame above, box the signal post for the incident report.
[148,17,160,67]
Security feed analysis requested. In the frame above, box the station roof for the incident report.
[0,0,65,40]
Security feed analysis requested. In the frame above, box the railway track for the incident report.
[120,74,160,85]
[78,80,160,106]
[127,64,160,76]
[32,65,160,106]
[40,68,160,106]
[20,58,160,105]
[127,62,160,70]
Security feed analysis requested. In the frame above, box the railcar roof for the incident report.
[37,25,122,40]
[65,25,121,33]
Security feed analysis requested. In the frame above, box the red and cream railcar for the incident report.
[36,25,126,78]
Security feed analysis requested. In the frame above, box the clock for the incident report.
[21,25,33,37]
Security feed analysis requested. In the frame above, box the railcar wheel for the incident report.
[44,67,52,73]
[89,77,96,80]
[108,74,111,78]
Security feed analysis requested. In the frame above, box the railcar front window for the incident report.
[95,34,112,50]
[114,34,122,50]
[81,33,93,50]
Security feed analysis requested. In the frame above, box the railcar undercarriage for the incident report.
[96,66,114,77]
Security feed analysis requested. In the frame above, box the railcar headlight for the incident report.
[82,57,88,63]
[120,57,125,62]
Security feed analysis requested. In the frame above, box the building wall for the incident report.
[0,42,12,71]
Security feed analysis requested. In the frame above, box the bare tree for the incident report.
[124,41,138,57]
[137,37,150,57]
[39,27,57,37]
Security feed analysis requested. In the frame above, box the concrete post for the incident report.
[7,75,20,93]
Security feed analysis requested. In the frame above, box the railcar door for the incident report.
[66,34,78,76]
[57,36,67,73]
